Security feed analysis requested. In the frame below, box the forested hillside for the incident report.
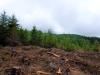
[0,11,100,52]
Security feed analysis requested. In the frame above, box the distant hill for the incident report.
[58,34,100,43]
[49,34,100,52]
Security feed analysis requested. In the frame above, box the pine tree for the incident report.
[31,26,43,46]
[7,15,19,46]
[18,28,30,45]
[45,29,55,48]
[0,11,8,45]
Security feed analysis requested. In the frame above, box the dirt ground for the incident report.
[0,46,100,75]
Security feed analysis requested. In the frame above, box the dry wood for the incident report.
[47,52,60,57]
[37,71,51,75]
[56,67,62,74]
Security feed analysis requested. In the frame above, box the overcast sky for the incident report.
[0,0,100,37]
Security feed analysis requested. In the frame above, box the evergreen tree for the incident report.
[0,11,8,45]
[46,29,55,48]
[18,28,30,45]
[7,15,19,46]
[94,40,100,52]
[31,26,43,46]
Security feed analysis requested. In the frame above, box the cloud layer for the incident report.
[0,0,100,36]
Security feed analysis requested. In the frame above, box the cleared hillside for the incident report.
[0,46,100,75]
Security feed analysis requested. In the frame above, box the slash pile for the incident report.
[0,46,100,75]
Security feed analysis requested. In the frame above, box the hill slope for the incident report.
[0,46,100,75]
[47,34,100,52]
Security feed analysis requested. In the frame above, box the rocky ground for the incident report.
[0,46,100,75]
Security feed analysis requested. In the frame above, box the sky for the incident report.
[0,0,100,37]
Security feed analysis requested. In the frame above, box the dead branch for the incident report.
[37,71,51,75]
[47,52,60,57]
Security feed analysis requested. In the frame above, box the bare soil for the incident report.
[0,46,100,75]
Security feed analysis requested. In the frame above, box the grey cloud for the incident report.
[0,0,100,37]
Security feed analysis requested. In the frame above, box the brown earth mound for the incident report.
[0,46,100,75]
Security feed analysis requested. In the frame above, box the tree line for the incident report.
[0,11,100,52]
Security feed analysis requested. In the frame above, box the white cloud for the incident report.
[0,0,13,6]
[77,0,100,14]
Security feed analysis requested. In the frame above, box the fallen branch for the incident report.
[37,71,51,75]
[47,52,60,57]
